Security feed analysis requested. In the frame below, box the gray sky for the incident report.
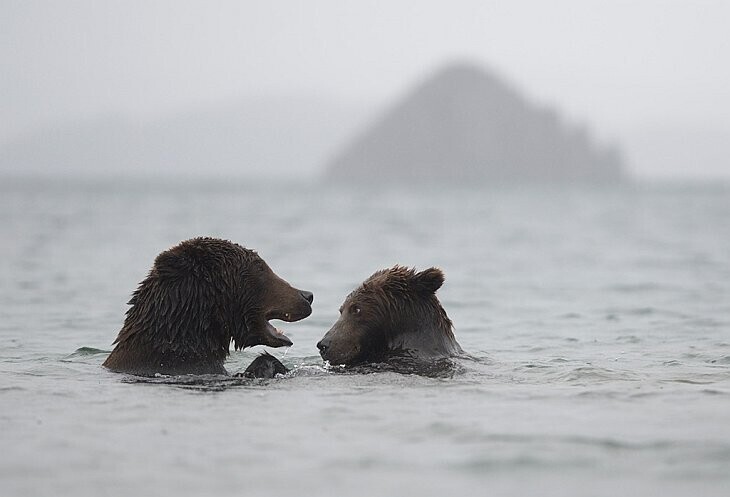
[2,0,729,178]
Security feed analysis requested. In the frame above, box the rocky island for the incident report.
[325,63,624,183]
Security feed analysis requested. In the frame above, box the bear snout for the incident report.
[317,330,360,364]
[269,289,313,322]
[316,338,329,356]
[300,290,314,304]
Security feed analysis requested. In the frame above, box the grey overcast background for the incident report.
[1,0,729,180]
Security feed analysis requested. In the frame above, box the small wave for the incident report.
[467,433,683,452]
[559,312,582,319]
[629,391,660,399]
[326,357,465,378]
[0,386,25,393]
[454,353,493,365]
[116,361,335,390]
[515,363,551,371]
[606,282,669,293]
[451,454,584,472]
[663,378,716,385]
[707,355,730,365]
[628,307,656,316]
[662,360,683,367]
[112,355,465,390]
[552,366,641,383]
[603,306,689,320]
[120,373,280,392]
[286,364,333,377]
[61,347,110,361]
[446,434,703,474]
[682,352,701,359]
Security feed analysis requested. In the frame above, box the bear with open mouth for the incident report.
[103,237,312,376]
[317,266,462,366]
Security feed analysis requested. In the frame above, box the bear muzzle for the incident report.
[257,289,314,348]
[317,328,362,366]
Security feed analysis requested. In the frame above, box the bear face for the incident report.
[103,237,313,376]
[317,266,462,366]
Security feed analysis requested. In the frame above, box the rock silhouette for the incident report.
[325,62,624,183]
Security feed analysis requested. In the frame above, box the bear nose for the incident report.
[301,290,314,304]
[316,339,328,353]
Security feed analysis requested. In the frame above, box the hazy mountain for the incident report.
[325,63,625,183]
[3,70,726,183]
[0,96,370,179]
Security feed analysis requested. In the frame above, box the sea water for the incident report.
[1,178,729,497]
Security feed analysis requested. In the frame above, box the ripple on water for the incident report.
[701,388,728,396]
[662,360,683,367]
[662,376,719,385]
[113,359,458,392]
[0,386,25,393]
[551,366,642,384]
[61,347,111,361]
[549,357,570,363]
[559,312,582,319]
[2,183,730,495]
[119,374,279,392]
[513,362,552,373]
[444,432,730,479]
[707,355,730,365]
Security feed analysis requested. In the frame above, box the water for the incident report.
[1,178,729,496]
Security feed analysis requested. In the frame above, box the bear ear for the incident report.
[412,267,445,295]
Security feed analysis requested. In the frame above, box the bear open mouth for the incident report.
[259,301,311,349]
[260,310,299,348]
[263,319,293,348]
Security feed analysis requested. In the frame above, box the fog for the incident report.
[1,0,729,180]
[3,4,730,496]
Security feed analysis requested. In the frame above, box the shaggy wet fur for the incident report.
[317,266,463,366]
[103,237,312,376]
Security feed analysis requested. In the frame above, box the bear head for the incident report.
[317,266,461,366]
[104,237,313,375]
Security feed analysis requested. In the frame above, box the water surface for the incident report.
[1,179,729,496]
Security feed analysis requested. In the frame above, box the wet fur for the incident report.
[103,237,311,376]
[318,266,463,366]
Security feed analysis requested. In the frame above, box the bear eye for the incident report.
[349,304,361,315]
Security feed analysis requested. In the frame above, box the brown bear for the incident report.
[316,266,463,366]
[103,237,313,376]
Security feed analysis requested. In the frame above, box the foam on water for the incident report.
[1,179,729,497]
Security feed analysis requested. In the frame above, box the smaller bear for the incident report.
[317,266,463,366]
[103,237,313,376]
[238,352,290,379]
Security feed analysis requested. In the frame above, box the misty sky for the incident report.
[2,0,729,178]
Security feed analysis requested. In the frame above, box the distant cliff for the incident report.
[325,63,624,183]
